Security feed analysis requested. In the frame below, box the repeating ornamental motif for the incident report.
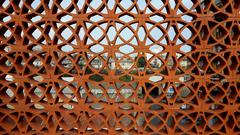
[0,0,240,134]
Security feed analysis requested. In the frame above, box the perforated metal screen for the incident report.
[0,0,240,134]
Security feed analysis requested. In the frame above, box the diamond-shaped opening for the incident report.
[48,87,56,99]
[3,58,12,67]
[181,27,192,40]
[1,115,16,130]
[108,115,116,127]
[32,45,43,51]
[167,116,175,128]
[33,103,45,110]
[180,104,192,110]
[137,0,147,10]
[119,14,134,23]
[5,74,14,82]
[179,86,192,98]
[2,0,10,8]
[90,57,103,69]
[210,74,225,82]
[61,27,72,40]
[120,87,133,99]
[214,12,228,22]
[3,46,11,53]
[149,86,162,98]
[107,0,115,10]
[228,86,237,100]
[90,103,104,110]
[180,44,192,53]
[90,0,103,9]
[168,26,176,41]
[198,56,208,70]
[91,116,104,129]
[3,15,11,22]
[89,74,104,82]
[89,14,103,22]
[3,27,12,38]
[60,15,72,22]
[209,104,224,110]
[90,27,103,40]
[32,58,43,67]
[149,45,164,54]
[32,28,41,39]
[60,1,71,9]
[108,57,116,70]
[181,0,193,9]
[120,27,134,41]
[61,75,74,82]
[150,116,163,128]
[62,87,74,99]
[150,0,164,10]
[150,57,163,69]
[167,57,176,70]
[179,74,192,82]
[149,104,163,110]
[150,27,163,41]
[212,25,227,40]
[210,87,224,100]
[209,116,223,128]
[119,57,134,70]
[137,115,146,127]
[91,88,103,98]
[6,104,15,110]
[30,115,44,129]
[90,44,104,53]
[119,45,134,54]
[62,104,74,110]
[120,116,133,127]
[78,27,85,40]
[61,45,74,52]
[31,87,42,98]
[149,75,163,83]
[196,116,206,129]
[211,56,225,70]
[137,26,146,42]
[119,103,134,110]
[231,25,239,41]
[107,26,117,42]
[167,86,175,98]
[137,56,146,69]
[30,0,41,9]
[5,88,14,98]
[181,15,193,22]
[107,87,117,99]
[169,0,176,9]
[150,14,164,22]
[179,116,193,128]
[32,75,44,82]
[79,86,86,98]
[77,57,85,70]
[120,0,133,9]
[60,57,73,69]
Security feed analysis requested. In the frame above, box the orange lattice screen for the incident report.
[0,0,240,134]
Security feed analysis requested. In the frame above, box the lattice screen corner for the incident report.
[0,0,240,134]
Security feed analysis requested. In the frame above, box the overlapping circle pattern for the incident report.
[0,0,239,134]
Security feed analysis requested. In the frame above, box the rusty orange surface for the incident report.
[0,0,240,134]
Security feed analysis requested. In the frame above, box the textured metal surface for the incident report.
[0,0,240,134]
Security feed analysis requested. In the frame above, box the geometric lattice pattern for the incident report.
[0,0,240,134]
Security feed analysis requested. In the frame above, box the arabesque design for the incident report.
[0,0,240,134]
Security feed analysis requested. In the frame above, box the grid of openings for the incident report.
[0,0,240,134]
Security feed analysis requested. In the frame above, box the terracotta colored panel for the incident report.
[0,0,240,134]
